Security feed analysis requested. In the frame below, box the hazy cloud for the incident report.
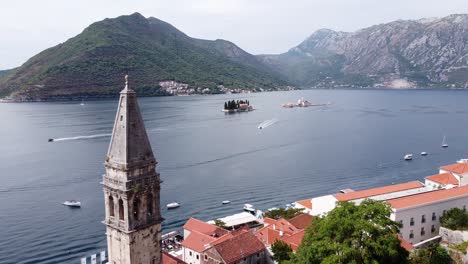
[1,0,467,69]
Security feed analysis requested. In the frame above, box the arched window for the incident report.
[133,198,140,220]
[108,195,115,217]
[147,193,153,216]
[118,199,124,220]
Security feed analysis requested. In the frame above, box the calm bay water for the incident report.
[1,89,468,263]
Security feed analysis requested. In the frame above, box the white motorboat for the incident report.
[268,207,279,211]
[63,200,81,207]
[167,202,180,209]
[442,136,448,148]
[80,99,85,106]
[421,152,428,156]
[243,203,255,213]
[222,200,231,205]
[457,159,468,163]
[404,154,413,160]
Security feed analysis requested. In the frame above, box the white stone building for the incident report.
[387,185,468,244]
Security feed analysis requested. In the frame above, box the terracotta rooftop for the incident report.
[287,214,314,229]
[425,173,459,185]
[263,217,277,226]
[295,199,313,209]
[181,230,216,252]
[441,163,468,174]
[255,225,281,245]
[163,252,186,264]
[334,181,424,201]
[213,230,265,264]
[281,230,305,251]
[183,218,228,237]
[398,235,414,252]
[387,185,468,209]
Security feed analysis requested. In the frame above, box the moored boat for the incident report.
[63,200,81,207]
[421,152,428,156]
[404,154,413,160]
[167,202,180,209]
[222,200,231,205]
[442,136,448,148]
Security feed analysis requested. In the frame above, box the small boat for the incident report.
[243,203,255,213]
[285,203,292,208]
[268,207,279,211]
[421,152,428,156]
[442,136,448,148]
[222,200,231,205]
[63,200,81,207]
[404,154,413,160]
[80,99,85,106]
[48,138,54,142]
[167,202,180,209]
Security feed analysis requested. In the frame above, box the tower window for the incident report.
[133,198,140,220]
[108,195,115,217]
[120,115,123,121]
[118,199,124,220]
[147,193,153,216]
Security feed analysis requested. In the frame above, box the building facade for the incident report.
[103,75,163,264]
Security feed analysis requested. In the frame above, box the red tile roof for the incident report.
[213,230,265,264]
[296,199,313,209]
[183,218,228,237]
[287,214,314,229]
[163,252,186,264]
[334,181,424,201]
[255,225,281,245]
[398,235,414,252]
[263,217,277,226]
[181,231,216,252]
[425,173,459,185]
[441,163,468,174]
[281,230,305,251]
[387,185,468,209]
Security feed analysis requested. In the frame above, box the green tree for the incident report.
[409,244,452,264]
[224,102,228,110]
[264,207,304,220]
[214,219,228,230]
[440,207,468,230]
[287,200,409,264]
[271,240,293,263]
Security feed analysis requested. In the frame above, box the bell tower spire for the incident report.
[103,75,162,264]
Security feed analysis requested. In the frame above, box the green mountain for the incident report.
[0,13,289,101]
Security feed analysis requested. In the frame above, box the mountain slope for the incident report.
[259,14,468,88]
[0,13,288,100]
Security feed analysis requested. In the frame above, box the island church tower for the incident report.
[103,75,162,264]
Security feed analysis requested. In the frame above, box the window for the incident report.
[409,230,414,239]
[108,195,115,217]
[421,215,426,223]
[189,251,192,256]
[432,212,436,221]
[464,205,466,211]
[205,255,208,260]
[133,198,140,220]
[120,115,123,121]
[431,225,436,233]
[147,193,153,216]
[196,255,199,260]
[398,220,403,228]
[410,217,414,226]
[421,227,425,236]
[118,199,124,220]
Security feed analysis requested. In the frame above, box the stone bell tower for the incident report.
[103,75,162,264]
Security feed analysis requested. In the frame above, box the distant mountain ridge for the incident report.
[1,13,468,101]
[0,13,288,101]
[259,14,468,88]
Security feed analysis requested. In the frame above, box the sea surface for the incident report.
[1,89,468,263]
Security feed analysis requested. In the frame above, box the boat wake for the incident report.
[51,133,112,142]
[258,118,278,129]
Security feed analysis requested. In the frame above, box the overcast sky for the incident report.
[1,0,467,69]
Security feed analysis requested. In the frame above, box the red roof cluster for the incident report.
[163,252,186,264]
[441,163,468,174]
[212,229,265,264]
[425,173,459,185]
[387,185,468,209]
[334,181,424,201]
[181,218,266,263]
[254,214,314,251]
